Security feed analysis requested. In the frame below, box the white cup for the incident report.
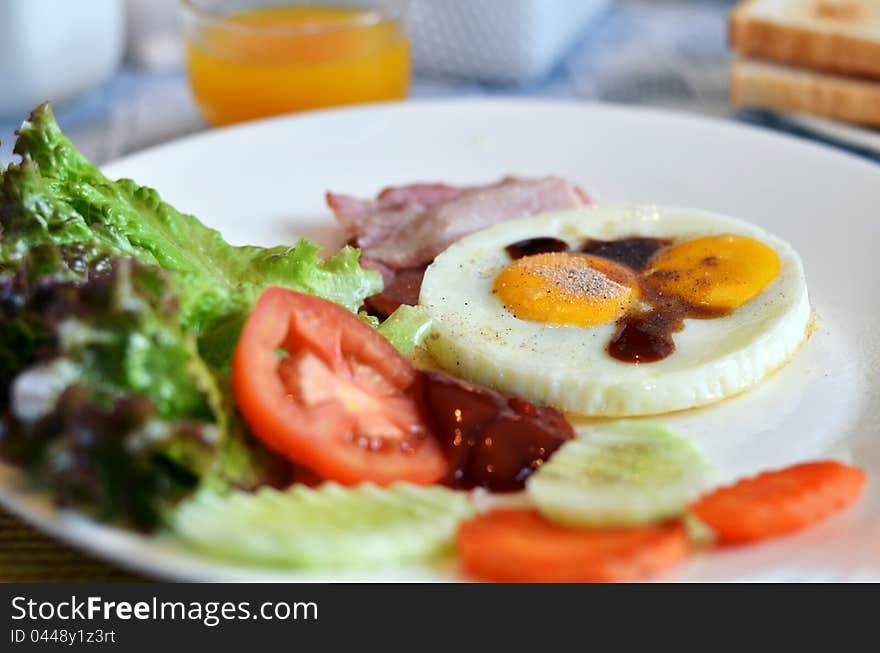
[0,0,125,118]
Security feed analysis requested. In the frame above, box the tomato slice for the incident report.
[232,287,448,485]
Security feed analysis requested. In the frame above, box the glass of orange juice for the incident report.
[181,0,410,126]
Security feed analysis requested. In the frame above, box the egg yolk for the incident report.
[645,234,780,310]
[493,252,638,327]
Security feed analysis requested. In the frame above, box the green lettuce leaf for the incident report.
[0,251,221,528]
[0,103,383,528]
[377,305,432,356]
[3,103,381,367]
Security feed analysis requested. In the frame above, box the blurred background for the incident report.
[0,0,878,166]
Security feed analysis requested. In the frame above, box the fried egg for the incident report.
[419,205,811,416]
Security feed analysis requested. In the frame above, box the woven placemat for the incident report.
[0,508,144,582]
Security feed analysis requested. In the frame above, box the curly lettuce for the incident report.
[0,251,221,528]
[0,104,381,528]
[3,103,380,366]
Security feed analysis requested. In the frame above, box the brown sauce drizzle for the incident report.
[609,295,728,364]
[503,235,732,365]
[580,237,672,271]
[418,370,574,491]
[505,237,570,260]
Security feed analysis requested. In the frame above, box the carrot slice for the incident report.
[690,461,866,544]
[457,509,688,583]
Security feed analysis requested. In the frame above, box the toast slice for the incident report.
[731,0,880,79]
[731,57,880,126]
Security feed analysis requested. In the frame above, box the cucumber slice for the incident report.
[171,482,475,569]
[527,421,713,527]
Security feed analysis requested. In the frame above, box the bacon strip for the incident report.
[328,176,590,316]
[328,176,589,269]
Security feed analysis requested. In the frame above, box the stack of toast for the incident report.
[730,0,880,126]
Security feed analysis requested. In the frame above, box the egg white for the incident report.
[419,205,812,416]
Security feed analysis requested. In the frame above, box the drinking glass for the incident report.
[181,0,410,126]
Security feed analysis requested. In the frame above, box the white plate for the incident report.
[1,99,879,581]
[786,113,880,154]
